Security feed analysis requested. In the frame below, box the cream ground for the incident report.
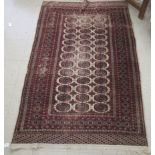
[4,0,151,155]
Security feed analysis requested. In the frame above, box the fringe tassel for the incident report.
[8,144,150,155]
[80,0,89,13]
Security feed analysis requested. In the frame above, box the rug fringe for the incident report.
[9,144,150,154]
[80,0,89,12]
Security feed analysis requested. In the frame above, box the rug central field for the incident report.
[12,1,147,145]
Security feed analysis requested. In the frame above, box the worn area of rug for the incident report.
[12,1,147,145]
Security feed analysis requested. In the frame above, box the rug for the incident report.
[12,1,147,146]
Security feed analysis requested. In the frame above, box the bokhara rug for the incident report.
[12,1,147,145]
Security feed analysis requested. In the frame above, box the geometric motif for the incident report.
[54,15,110,114]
